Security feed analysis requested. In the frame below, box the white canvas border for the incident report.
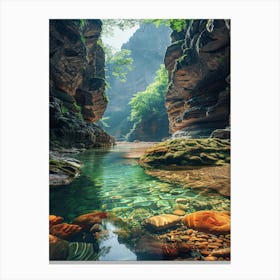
[0,0,279,279]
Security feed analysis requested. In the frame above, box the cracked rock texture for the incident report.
[50,20,114,148]
[164,19,230,138]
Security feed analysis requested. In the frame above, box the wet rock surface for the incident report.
[50,20,114,149]
[49,153,82,186]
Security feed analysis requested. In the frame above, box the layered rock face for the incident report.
[164,20,230,138]
[104,23,171,140]
[50,20,114,148]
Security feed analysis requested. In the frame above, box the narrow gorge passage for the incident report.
[49,19,230,262]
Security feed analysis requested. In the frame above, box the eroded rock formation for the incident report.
[50,20,114,148]
[164,19,230,138]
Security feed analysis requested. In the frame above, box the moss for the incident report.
[49,158,81,178]
[61,104,68,114]
[139,138,230,168]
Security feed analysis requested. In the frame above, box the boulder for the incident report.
[49,215,64,226]
[140,138,230,168]
[184,210,230,234]
[210,128,230,139]
[50,223,82,240]
[72,212,108,230]
[49,156,81,186]
[143,214,181,231]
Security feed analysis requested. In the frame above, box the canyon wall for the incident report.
[164,19,230,138]
[50,20,114,148]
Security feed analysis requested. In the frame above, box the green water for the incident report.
[50,143,230,260]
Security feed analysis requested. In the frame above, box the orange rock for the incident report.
[72,212,107,229]
[173,209,186,216]
[184,210,230,234]
[49,215,64,227]
[200,250,211,255]
[50,223,82,240]
[49,234,59,243]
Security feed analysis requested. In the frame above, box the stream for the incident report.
[50,142,230,261]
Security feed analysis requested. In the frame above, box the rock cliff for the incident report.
[164,19,230,138]
[104,23,171,140]
[50,20,114,148]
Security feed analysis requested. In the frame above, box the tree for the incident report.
[101,19,140,37]
[106,49,134,83]
[143,19,188,32]
[129,64,168,124]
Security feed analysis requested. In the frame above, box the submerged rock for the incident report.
[72,211,108,230]
[135,235,178,260]
[184,210,230,234]
[50,223,82,240]
[173,210,186,216]
[49,215,64,226]
[143,214,181,231]
[144,164,230,197]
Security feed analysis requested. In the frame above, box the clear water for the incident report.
[50,143,230,260]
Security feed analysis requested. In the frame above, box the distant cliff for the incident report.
[50,20,114,149]
[164,19,230,138]
[104,23,171,140]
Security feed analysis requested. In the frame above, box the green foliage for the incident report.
[143,19,187,32]
[101,19,140,36]
[73,102,84,120]
[106,49,134,83]
[80,34,86,45]
[129,64,168,124]
[61,104,68,114]
[79,19,86,29]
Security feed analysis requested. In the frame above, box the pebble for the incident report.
[210,247,230,257]
[176,198,189,203]
[200,250,211,255]
[204,256,217,261]
[173,210,186,216]
[180,235,191,241]
[208,245,219,249]
[186,229,193,235]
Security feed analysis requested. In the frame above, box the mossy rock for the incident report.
[49,157,82,186]
[140,138,230,168]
